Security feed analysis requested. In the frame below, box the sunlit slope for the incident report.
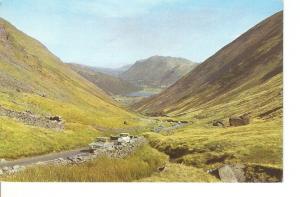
[0,18,143,158]
[134,11,283,120]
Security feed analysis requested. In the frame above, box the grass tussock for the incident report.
[140,163,218,182]
[2,145,168,182]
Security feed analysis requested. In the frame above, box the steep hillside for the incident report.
[134,11,283,121]
[0,18,145,159]
[120,56,197,88]
[136,12,283,178]
[68,63,141,96]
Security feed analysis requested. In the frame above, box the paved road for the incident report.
[0,147,89,168]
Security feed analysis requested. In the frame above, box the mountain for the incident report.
[96,64,132,77]
[68,63,141,96]
[133,11,283,120]
[120,56,197,88]
[0,18,142,159]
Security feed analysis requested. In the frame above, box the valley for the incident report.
[0,11,283,182]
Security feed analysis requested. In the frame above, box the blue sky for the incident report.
[0,0,282,68]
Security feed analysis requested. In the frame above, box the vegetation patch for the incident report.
[144,120,282,171]
[140,163,218,182]
[1,145,168,182]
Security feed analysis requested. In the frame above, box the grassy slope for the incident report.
[136,12,283,172]
[0,18,148,159]
[68,63,141,96]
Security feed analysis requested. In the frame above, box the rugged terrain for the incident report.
[0,11,283,182]
[68,63,141,96]
[120,56,197,88]
[133,11,283,182]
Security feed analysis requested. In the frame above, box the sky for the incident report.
[0,0,282,68]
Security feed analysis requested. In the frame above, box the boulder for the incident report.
[119,133,130,137]
[96,137,109,143]
[49,116,62,122]
[212,120,225,127]
[2,167,10,172]
[158,166,166,172]
[230,164,246,182]
[229,115,250,126]
[0,158,7,163]
[110,135,119,141]
[218,165,238,182]
[0,169,3,175]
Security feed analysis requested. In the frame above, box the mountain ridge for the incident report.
[133,11,283,120]
[120,55,197,88]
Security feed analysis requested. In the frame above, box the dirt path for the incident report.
[0,147,89,168]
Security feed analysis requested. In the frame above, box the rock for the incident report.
[49,116,62,122]
[0,158,7,163]
[12,165,25,172]
[212,120,224,127]
[218,165,238,182]
[229,115,250,126]
[110,135,119,141]
[118,137,130,144]
[96,137,109,142]
[0,169,3,175]
[2,167,10,172]
[230,164,246,182]
[158,166,166,171]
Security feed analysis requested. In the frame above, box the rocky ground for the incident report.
[0,105,64,130]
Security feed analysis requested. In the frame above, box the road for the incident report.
[0,147,89,168]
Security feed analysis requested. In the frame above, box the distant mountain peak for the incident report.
[120,55,197,88]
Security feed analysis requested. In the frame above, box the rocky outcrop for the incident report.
[209,164,282,182]
[1,165,26,175]
[212,120,225,127]
[229,115,250,127]
[0,105,64,130]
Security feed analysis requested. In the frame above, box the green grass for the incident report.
[140,163,218,182]
[144,120,282,171]
[1,145,168,182]
[0,117,99,159]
